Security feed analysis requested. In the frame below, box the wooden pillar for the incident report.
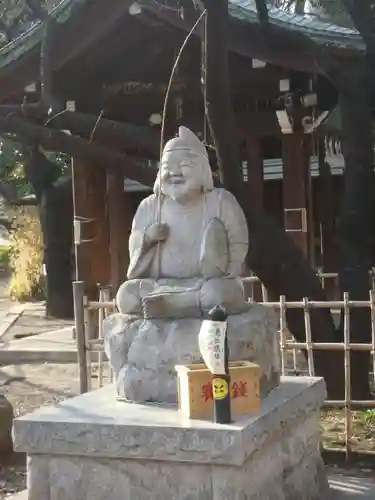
[72,159,110,297]
[245,135,264,301]
[282,132,313,262]
[106,170,132,294]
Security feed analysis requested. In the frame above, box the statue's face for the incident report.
[159,149,203,202]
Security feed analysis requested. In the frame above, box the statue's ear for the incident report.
[201,160,214,192]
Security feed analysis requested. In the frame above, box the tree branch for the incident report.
[341,0,375,57]
[255,0,269,24]
[26,0,49,22]
[0,116,156,187]
[0,104,160,157]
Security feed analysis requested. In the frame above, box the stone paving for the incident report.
[0,327,76,365]
[329,475,375,498]
[3,474,375,499]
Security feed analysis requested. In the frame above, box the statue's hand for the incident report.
[145,223,169,245]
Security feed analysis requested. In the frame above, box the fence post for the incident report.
[370,290,375,393]
[343,291,352,461]
[98,285,112,387]
[279,295,287,376]
[73,281,88,394]
[303,297,314,376]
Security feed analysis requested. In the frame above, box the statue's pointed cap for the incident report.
[163,126,208,158]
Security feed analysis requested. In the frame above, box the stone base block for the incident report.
[13,377,329,500]
[103,303,280,403]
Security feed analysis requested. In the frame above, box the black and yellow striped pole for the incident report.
[209,305,231,424]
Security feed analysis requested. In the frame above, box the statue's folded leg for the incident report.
[142,287,201,319]
[116,279,156,315]
[200,277,248,315]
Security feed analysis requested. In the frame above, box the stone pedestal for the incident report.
[13,377,329,500]
[104,303,280,403]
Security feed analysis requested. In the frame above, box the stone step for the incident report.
[0,327,77,365]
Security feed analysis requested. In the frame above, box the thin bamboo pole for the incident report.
[87,300,116,310]
[370,290,375,392]
[87,338,104,349]
[279,295,287,376]
[101,286,113,383]
[283,341,373,351]
[324,400,375,408]
[292,342,298,373]
[241,270,375,283]
[73,281,88,394]
[97,286,106,388]
[260,300,371,309]
[303,297,314,376]
[248,271,255,300]
[83,295,92,392]
[324,447,375,456]
[343,292,352,460]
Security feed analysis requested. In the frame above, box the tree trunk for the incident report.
[40,178,74,318]
[204,0,345,398]
[23,148,74,319]
[336,70,374,399]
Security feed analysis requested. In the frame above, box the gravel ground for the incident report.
[0,363,81,498]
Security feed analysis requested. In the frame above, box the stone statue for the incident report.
[117,126,249,319]
[103,127,280,403]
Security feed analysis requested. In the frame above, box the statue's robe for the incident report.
[128,188,249,280]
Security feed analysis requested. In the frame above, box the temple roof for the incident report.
[231,1,363,51]
[0,0,365,73]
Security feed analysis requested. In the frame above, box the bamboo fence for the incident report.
[73,273,375,462]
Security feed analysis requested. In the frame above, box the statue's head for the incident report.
[154,126,213,203]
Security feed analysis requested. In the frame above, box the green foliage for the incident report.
[0,138,33,198]
[360,409,375,427]
[43,149,71,175]
[8,207,44,301]
[0,244,10,268]
[0,137,70,202]
[0,137,70,301]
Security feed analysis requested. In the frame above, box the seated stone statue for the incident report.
[104,127,280,404]
[116,126,249,319]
